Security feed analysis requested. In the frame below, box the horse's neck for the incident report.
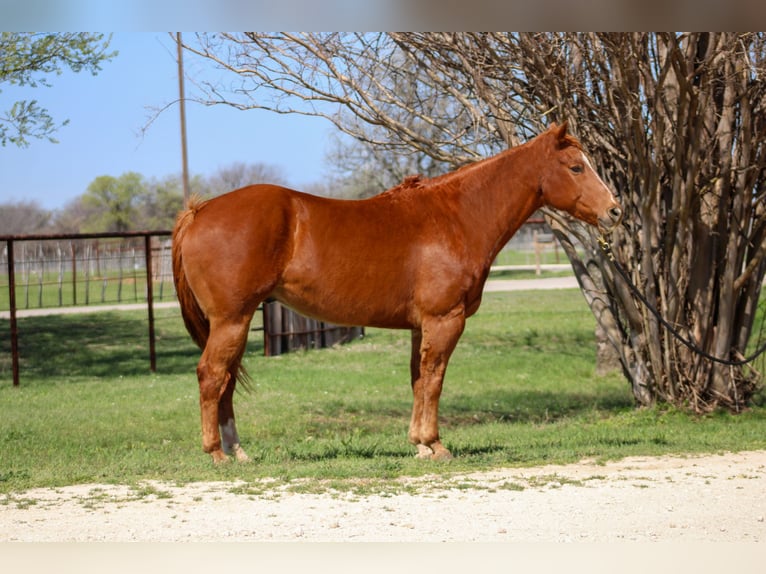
[450,143,544,266]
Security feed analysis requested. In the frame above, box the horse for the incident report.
[172,122,623,463]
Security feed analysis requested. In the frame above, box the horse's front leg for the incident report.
[408,328,431,459]
[408,309,466,460]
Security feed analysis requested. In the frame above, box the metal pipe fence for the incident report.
[2,231,172,386]
[1,232,176,311]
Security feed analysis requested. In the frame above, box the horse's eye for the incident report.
[570,165,584,174]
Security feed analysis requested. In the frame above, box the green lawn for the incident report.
[492,247,569,267]
[1,289,764,495]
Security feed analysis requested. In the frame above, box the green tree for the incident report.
[136,175,186,230]
[82,172,144,232]
[0,32,116,147]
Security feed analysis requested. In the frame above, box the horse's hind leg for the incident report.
[197,318,251,463]
[219,369,249,462]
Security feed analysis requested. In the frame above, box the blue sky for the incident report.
[0,32,334,211]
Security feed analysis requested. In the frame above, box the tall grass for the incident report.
[1,290,764,494]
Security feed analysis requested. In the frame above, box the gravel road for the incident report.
[3,450,764,543]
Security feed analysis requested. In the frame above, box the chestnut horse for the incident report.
[172,122,622,463]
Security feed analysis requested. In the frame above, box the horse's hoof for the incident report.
[415,444,435,459]
[431,449,453,461]
[233,445,251,463]
[210,450,230,464]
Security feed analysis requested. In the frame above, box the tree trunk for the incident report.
[545,33,766,411]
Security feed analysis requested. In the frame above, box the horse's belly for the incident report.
[272,277,414,329]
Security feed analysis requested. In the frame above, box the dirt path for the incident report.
[3,450,764,542]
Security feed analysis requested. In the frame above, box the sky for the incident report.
[0,32,334,211]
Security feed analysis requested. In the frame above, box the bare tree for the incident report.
[0,200,51,235]
[180,33,502,162]
[181,32,766,412]
[206,161,288,196]
[51,194,111,233]
[325,131,446,199]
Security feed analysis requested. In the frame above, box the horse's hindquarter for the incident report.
[181,185,297,319]
[274,191,478,329]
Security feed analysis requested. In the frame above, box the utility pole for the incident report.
[176,32,190,206]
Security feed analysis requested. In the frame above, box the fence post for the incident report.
[7,239,20,386]
[70,241,77,306]
[144,234,157,372]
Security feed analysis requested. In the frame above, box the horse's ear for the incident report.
[553,120,569,139]
[549,121,571,149]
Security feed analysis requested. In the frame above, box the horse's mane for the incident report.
[377,126,583,199]
[377,174,426,198]
[400,174,425,188]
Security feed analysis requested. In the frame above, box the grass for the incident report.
[492,247,569,267]
[1,289,765,496]
[488,268,573,280]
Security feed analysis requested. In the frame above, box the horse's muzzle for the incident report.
[599,205,623,233]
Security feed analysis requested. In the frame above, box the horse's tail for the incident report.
[172,196,209,350]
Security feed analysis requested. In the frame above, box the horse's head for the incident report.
[538,122,622,233]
